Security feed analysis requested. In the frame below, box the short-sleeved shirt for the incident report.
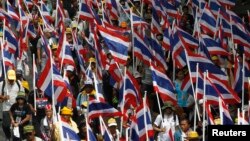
[10,103,32,125]
[0,80,24,111]
[154,114,177,141]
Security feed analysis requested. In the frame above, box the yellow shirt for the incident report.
[53,118,79,141]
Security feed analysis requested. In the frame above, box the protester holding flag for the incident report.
[153,101,178,141]
[52,106,79,141]
[107,118,120,141]
[40,104,54,141]
[0,69,24,140]
[28,88,51,137]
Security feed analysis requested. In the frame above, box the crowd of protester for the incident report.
[0,0,250,141]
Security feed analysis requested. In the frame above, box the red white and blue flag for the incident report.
[61,121,80,141]
[7,1,19,21]
[98,25,129,65]
[150,64,177,104]
[219,98,234,125]
[88,100,122,119]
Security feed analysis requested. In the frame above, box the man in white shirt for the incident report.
[0,69,24,140]
[153,101,178,141]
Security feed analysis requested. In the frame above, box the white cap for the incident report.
[66,65,74,72]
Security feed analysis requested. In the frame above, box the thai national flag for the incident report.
[105,0,119,20]
[133,31,153,66]
[130,118,140,141]
[200,34,229,56]
[87,123,97,141]
[55,0,65,31]
[161,0,178,18]
[186,51,227,82]
[106,59,123,88]
[102,10,111,25]
[209,0,221,17]
[40,1,52,23]
[198,40,212,60]
[119,70,142,108]
[200,4,217,35]
[205,103,215,125]
[162,26,171,50]
[18,6,29,28]
[218,0,236,8]
[79,0,94,22]
[98,25,129,65]
[238,109,249,125]
[61,121,80,141]
[150,64,177,104]
[60,75,77,108]
[177,27,199,50]
[88,100,122,119]
[196,71,220,104]
[131,12,149,27]
[23,0,33,8]
[220,16,232,37]
[170,28,187,68]
[135,104,154,141]
[152,0,163,16]
[19,26,28,58]
[103,23,131,35]
[149,38,168,70]
[4,24,18,55]
[207,72,241,104]
[62,44,75,67]
[37,58,52,96]
[180,74,194,95]
[27,22,37,38]
[2,42,15,69]
[188,0,206,9]
[54,65,76,106]
[233,56,250,93]
[100,118,112,141]
[151,7,162,35]
[219,98,234,125]
[232,24,250,48]
[7,1,19,21]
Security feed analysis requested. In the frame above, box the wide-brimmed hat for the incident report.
[161,101,175,110]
